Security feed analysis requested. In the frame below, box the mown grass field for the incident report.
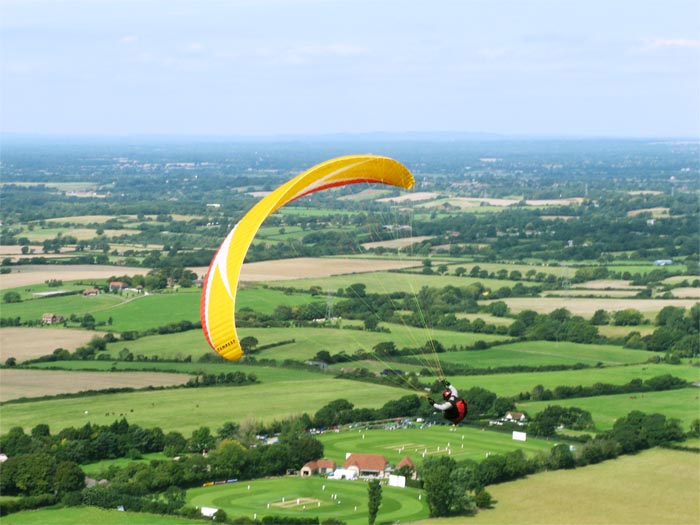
[448,362,700,398]
[279,270,521,295]
[318,425,554,466]
[414,448,700,525]
[237,324,511,362]
[81,452,169,478]
[1,507,206,525]
[0,376,409,435]
[186,475,428,525]
[438,341,650,368]
[518,387,700,431]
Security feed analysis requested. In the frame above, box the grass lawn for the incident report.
[413,448,700,525]
[0,293,125,321]
[239,324,510,363]
[81,452,169,478]
[438,341,649,369]
[186,475,429,525]
[318,425,554,466]
[449,362,700,398]
[0,377,410,435]
[0,507,206,525]
[278,271,521,295]
[517,387,700,431]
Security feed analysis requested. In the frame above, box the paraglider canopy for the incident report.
[200,154,415,361]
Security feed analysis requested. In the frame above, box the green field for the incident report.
[0,376,409,435]
[0,293,125,321]
[81,452,169,477]
[186,475,429,525]
[450,362,700,398]
[438,341,649,369]
[318,425,554,466]
[0,287,317,333]
[278,271,520,295]
[518,387,700,431]
[413,448,700,525]
[1,507,205,525]
[237,324,510,363]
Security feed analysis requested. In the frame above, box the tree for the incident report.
[590,309,610,325]
[367,478,382,525]
[421,456,475,517]
[240,336,259,353]
[2,291,21,303]
[53,461,85,493]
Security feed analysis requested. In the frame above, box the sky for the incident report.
[1,0,699,138]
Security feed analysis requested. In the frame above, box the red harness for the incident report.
[445,399,468,424]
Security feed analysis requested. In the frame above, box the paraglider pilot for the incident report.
[428,379,468,424]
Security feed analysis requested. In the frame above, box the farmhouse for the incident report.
[343,453,389,478]
[41,313,64,325]
[109,281,127,291]
[490,411,528,427]
[505,411,527,423]
[300,459,336,477]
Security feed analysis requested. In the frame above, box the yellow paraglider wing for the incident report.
[200,154,415,360]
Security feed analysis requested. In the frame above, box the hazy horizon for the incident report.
[2,0,699,139]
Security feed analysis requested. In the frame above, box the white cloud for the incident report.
[257,43,369,65]
[641,37,700,51]
[120,35,139,45]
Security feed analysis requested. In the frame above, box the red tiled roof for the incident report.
[343,454,387,472]
[397,456,416,469]
[317,459,336,469]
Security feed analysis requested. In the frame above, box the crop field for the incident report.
[25,361,324,382]
[186,475,429,525]
[236,257,422,282]
[0,327,108,362]
[437,341,649,369]
[543,289,639,298]
[17,227,133,242]
[0,368,190,402]
[2,507,205,525]
[0,376,409,435]
[518,387,700,431]
[319,425,554,466]
[0,264,149,289]
[490,296,699,318]
[449,362,700,398]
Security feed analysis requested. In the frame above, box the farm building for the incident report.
[343,453,390,478]
[41,313,64,325]
[396,456,418,479]
[300,459,336,477]
[82,288,100,296]
[109,281,127,291]
[505,411,527,423]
